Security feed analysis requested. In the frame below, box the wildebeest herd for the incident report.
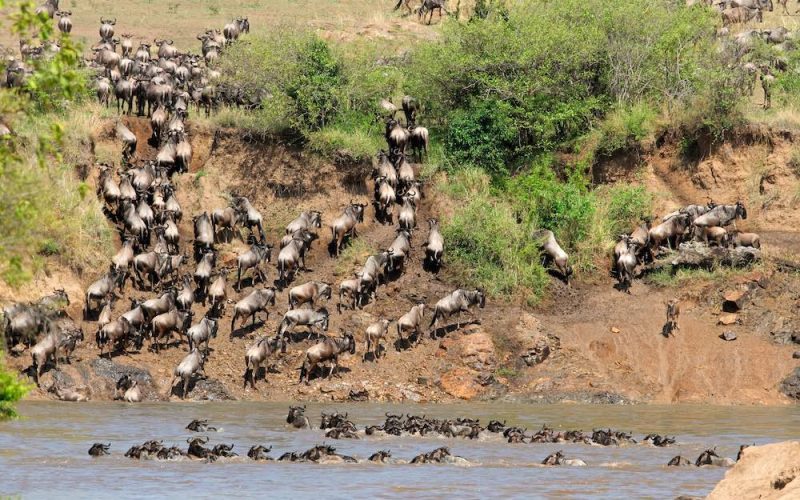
[0,0,769,402]
[84,407,745,468]
[1,4,496,399]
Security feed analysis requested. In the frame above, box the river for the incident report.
[1,402,798,499]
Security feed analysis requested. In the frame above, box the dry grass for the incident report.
[0,0,475,53]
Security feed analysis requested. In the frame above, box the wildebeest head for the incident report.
[736,201,747,220]
[287,405,306,424]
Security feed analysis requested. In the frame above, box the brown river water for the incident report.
[1,402,798,499]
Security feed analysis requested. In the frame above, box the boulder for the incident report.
[667,241,760,269]
[439,367,481,400]
[720,331,738,341]
[780,367,800,400]
[718,313,739,325]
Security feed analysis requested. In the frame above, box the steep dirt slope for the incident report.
[7,117,800,405]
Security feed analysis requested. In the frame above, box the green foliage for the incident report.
[0,1,110,286]
[593,104,657,157]
[407,0,737,171]
[440,169,549,302]
[12,1,87,112]
[218,32,395,159]
[286,37,342,132]
[444,98,519,178]
[0,355,31,420]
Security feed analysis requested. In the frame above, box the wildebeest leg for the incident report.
[182,377,189,399]
[329,356,338,378]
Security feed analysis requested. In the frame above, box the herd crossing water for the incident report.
[2,402,798,499]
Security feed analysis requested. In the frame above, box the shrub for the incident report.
[444,98,520,177]
[286,36,343,132]
[0,355,31,420]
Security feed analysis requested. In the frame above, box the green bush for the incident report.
[286,37,343,132]
[444,98,519,178]
[0,355,31,420]
[443,194,549,302]
[407,0,736,172]
[593,104,657,157]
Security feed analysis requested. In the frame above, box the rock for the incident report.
[707,441,800,500]
[793,352,800,360]
[720,331,738,341]
[400,388,422,402]
[770,330,799,345]
[442,331,496,372]
[90,358,153,385]
[190,378,234,401]
[610,327,620,333]
[440,367,481,400]
[780,367,800,400]
[718,313,739,325]
[662,241,760,270]
[522,344,551,367]
[723,289,751,312]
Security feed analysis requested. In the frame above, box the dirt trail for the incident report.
[7,117,800,405]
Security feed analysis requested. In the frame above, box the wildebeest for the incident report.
[35,0,59,19]
[234,197,265,243]
[56,10,72,33]
[236,242,273,291]
[187,315,218,353]
[277,308,330,346]
[286,210,322,235]
[649,212,690,251]
[88,443,111,457]
[243,335,280,389]
[284,405,311,429]
[337,276,362,313]
[356,251,393,304]
[364,319,391,361]
[533,229,573,283]
[665,299,680,337]
[693,201,747,231]
[330,202,367,256]
[30,332,61,385]
[230,287,276,334]
[396,303,426,344]
[288,281,332,310]
[211,206,240,243]
[4,304,50,350]
[133,251,172,291]
[170,348,205,399]
[616,240,639,292]
[729,231,760,249]
[193,212,215,259]
[151,308,193,352]
[207,269,229,316]
[423,218,444,270]
[721,6,763,26]
[277,230,317,287]
[418,0,447,24]
[194,250,216,301]
[299,331,356,383]
[84,268,119,319]
[429,289,486,334]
